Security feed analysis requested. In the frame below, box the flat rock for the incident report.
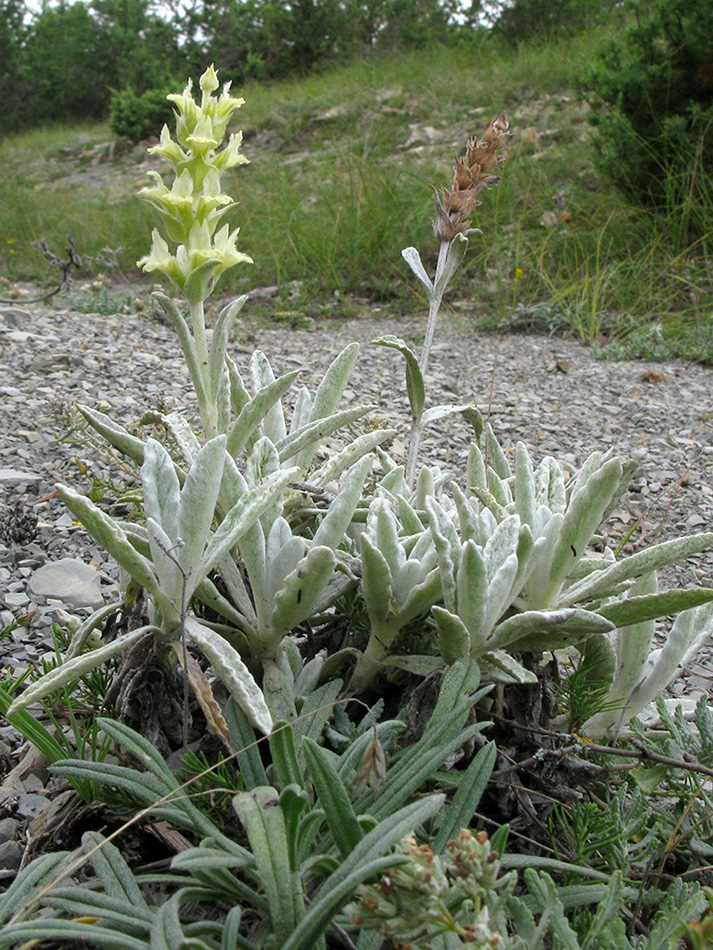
[27,558,103,610]
[0,468,42,487]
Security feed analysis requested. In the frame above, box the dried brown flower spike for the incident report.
[434,111,510,242]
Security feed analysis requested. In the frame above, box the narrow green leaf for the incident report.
[501,854,615,882]
[598,588,713,628]
[581,872,626,949]
[303,736,364,858]
[149,893,187,950]
[433,741,496,852]
[44,890,152,936]
[432,659,482,720]
[279,785,311,870]
[225,697,268,790]
[82,832,148,909]
[0,920,150,949]
[293,679,342,746]
[171,847,248,874]
[373,335,425,421]
[221,906,245,950]
[562,531,713,606]
[369,723,483,822]
[0,850,71,925]
[96,717,179,787]
[233,786,301,942]
[227,370,302,458]
[8,626,153,715]
[198,468,295,586]
[0,684,68,763]
[77,404,147,467]
[270,722,302,791]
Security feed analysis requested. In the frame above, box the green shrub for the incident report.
[581,0,713,244]
[109,85,176,143]
[483,0,619,44]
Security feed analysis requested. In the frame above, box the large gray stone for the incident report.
[27,558,103,610]
[0,839,21,871]
[0,468,42,487]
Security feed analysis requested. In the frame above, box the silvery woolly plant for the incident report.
[8,67,395,736]
[352,118,713,726]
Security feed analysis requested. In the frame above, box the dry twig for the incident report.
[0,238,81,305]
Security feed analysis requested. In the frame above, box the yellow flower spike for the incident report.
[138,64,252,305]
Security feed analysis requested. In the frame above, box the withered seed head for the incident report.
[433,111,510,243]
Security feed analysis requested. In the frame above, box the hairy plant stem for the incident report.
[189,298,218,438]
[405,239,451,487]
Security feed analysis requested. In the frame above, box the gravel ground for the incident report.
[1,289,713,683]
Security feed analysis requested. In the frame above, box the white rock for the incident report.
[0,468,42,486]
[27,558,103,610]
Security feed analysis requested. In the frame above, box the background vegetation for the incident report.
[1,0,712,362]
